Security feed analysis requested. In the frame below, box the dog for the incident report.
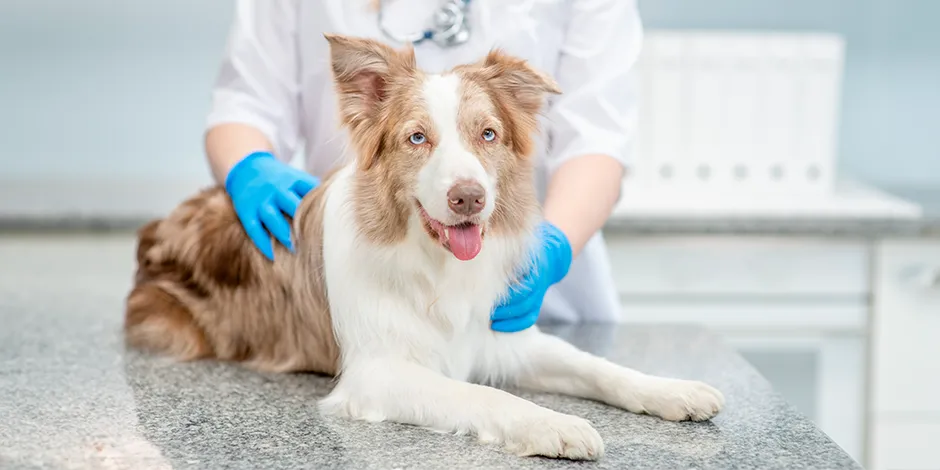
[123,34,724,460]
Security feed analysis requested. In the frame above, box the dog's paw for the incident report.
[500,411,604,460]
[643,378,725,422]
[317,391,389,423]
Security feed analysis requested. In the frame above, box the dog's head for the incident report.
[325,34,560,261]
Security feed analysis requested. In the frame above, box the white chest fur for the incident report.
[321,165,530,382]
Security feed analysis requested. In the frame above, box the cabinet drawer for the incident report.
[603,235,870,297]
[872,240,940,414]
[619,300,867,330]
[870,420,940,470]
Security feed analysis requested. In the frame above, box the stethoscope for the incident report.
[377,0,472,48]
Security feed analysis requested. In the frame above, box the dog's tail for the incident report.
[123,219,213,361]
[133,219,160,283]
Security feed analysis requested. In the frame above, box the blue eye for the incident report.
[482,129,496,142]
[409,132,427,145]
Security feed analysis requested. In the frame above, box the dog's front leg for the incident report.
[318,357,604,460]
[504,330,725,422]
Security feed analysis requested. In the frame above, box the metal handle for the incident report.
[899,264,940,290]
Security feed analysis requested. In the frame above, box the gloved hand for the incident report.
[224,151,319,261]
[490,221,572,333]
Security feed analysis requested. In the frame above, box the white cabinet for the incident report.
[870,421,940,470]
[868,239,940,470]
[604,236,870,330]
[601,232,870,464]
[599,231,940,469]
[604,236,869,298]
[871,239,940,413]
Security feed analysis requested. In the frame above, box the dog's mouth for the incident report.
[416,202,486,261]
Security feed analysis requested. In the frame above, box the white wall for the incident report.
[0,0,234,217]
[1,0,937,218]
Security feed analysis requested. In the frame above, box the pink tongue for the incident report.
[448,224,483,261]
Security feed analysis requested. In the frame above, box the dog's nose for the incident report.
[447,180,485,216]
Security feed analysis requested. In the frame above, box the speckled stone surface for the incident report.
[4,186,940,241]
[0,235,861,470]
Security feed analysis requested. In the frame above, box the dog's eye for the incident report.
[482,129,496,142]
[409,132,427,145]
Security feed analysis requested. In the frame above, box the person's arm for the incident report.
[541,0,643,258]
[205,0,304,183]
[490,0,642,331]
[205,123,276,185]
[543,154,624,258]
[204,0,319,261]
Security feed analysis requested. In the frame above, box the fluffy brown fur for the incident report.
[125,180,340,374]
[123,34,557,376]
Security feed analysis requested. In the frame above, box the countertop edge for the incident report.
[2,214,937,239]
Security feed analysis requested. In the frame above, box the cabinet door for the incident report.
[870,420,940,470]
[872,239,940,414]
[603,235,870,297]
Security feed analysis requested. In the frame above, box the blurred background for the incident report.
[1,1,938,469]
[1,0,938,215]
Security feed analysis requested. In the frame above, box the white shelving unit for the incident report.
[629,31,845,196]
[604,31,933,467]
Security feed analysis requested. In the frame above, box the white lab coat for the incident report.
[206,0,643,323]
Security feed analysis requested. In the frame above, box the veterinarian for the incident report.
[203,0,642,332]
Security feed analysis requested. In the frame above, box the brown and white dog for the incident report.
[124,34,724,460]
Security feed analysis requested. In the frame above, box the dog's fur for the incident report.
[124,34,724,460]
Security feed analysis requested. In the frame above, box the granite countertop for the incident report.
[0,234,860,470]
[3,185,939,240]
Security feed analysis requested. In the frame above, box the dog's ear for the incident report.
[478,49,561,116]
[469,49,561,157]
[325,34,416,170]
[325,34,415,112]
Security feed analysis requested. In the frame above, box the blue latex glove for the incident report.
[490,221,572,332]
[224,151,319,261]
